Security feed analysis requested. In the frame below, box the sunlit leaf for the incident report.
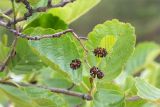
[86,19,136,81]
[48,0,101,23]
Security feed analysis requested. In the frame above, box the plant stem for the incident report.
[0,80,92,101]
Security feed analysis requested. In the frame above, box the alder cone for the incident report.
[93,47,107,57]
[70,59,81,70]
[97,70,104,79]
[90,66,99,78]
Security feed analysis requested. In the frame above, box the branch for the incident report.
[0,20,88,59]
[8,0,76,25]
[0,80,92,101]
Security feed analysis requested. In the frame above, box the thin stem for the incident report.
[11,0,16,29]
[71,31,88,52]
[0,80,92,101]
[0,20,88,54]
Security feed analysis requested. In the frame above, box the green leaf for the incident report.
[125,42,160,75]
[25,13,68,30]
[93,89,125,107]
[86,19,136,81]
[0,42,10,64]
[48,0,101,23]
[0,84,67,107]
[9,38,44,74]
[23,27,84,84]
[126,99,146,107]
[23,87,67,107]
[135,78,160,102]
[0,84,32,107]
[38,67,72,88]
[1,34,8,46]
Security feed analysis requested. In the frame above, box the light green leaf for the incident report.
[135,78,160,102]
[23,27,83,84]
[48,0,101,23]
[0,84,32,107]
[86,19,136,81]
[1,34,8,46]
[125,42,160,75]
[93,89,125,107]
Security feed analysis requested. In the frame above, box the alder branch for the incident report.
[8,0,76,25]
[0,80,92,101]
[0,20,88,71]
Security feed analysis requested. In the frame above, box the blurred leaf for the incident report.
[25,13,68,30]
[125,42,160,75]
[0,84,32,107]
[9,39,44,74]
[86,19,136,81]
[1,34,8,46]
[0,42,10,64]
[48,0,101,23]
[135,78,160,102]
[93,89,125,107]
[28,0,48,8]
[126,99,146,107]
[23,27,84,84]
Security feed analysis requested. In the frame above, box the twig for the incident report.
[0,20,87,52]
[0,80,92,101]
[22,0,32,13]
[71,31,88,52]
[8,0,76,25]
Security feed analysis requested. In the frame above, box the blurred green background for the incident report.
[70,0,160,43]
